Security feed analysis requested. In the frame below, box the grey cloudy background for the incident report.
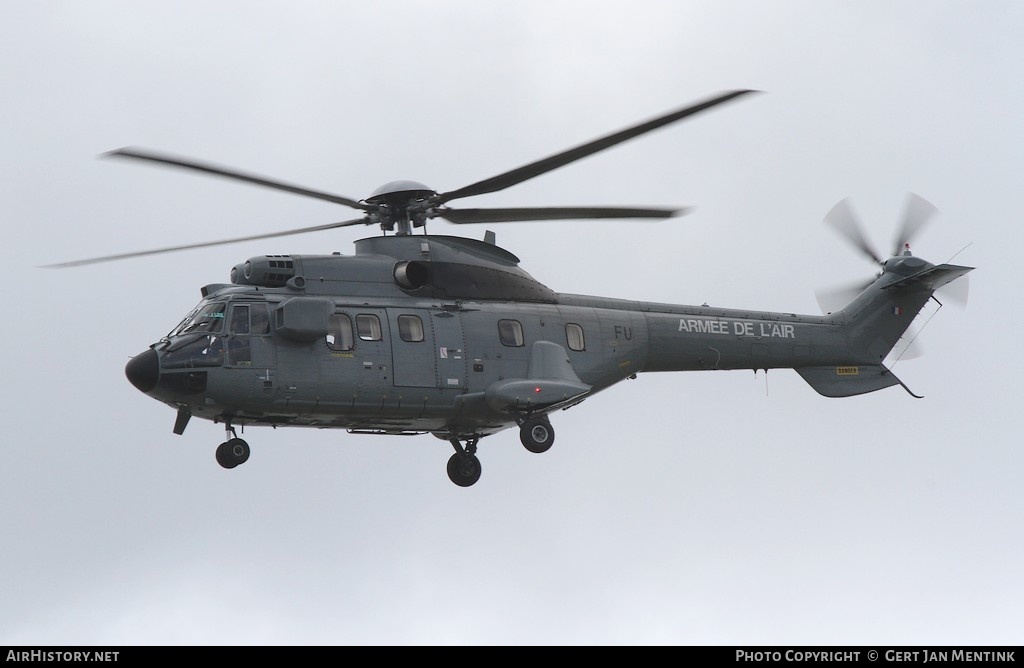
[2,1,1021,645]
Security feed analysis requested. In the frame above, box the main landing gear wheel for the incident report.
[445,435,482,487]
[520,417,554,454]
[446,452,482,487]
[216,438,250,469]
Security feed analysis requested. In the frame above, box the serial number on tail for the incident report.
[677,318,796,339]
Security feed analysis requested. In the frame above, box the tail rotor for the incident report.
[815,193,969,361]
[817,193,966,312]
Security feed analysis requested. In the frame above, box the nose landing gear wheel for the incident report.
[216,438,250,469]
[520,418,554,453]
[446,452,482,487]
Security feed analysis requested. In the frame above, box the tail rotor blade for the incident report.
[891,193,938,257]
[823,198,883,265]
[937,272,969,308]
[889,338,925,362]
[814,277,873,314]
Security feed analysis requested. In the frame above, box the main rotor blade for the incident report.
[891,193,938,257]
[436,206,688,224]
[43,216,370,268]
[436,89,757,204]
[823,198,883,265]
[105,148,370,211]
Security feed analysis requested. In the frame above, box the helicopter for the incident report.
[50,89,972,487]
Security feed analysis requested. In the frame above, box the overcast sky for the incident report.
[2,1,1021,645]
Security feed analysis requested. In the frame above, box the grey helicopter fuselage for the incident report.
[125,232,963,446]
[51,90,973,486]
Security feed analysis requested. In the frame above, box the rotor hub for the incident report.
[366,180,436,203]
[366,181,438,235]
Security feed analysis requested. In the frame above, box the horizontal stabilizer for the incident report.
[884,263,973,292]
[796,365,903,398]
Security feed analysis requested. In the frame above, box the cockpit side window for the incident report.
[250,303,270,335]
[230,305,250,335]
[227,302,271,336]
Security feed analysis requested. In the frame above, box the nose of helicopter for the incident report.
[125,348,160,393]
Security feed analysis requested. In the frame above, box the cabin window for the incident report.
[356,314,383,341]
[498,319,524,347]
[397,315,424,342]
[565,323,585,351]
[327,314,354,351]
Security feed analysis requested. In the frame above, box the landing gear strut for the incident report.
[215,424,250,469]
[446,436,482,487]
[520,416,554,454]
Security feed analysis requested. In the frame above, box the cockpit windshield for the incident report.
[169,301,227,337]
